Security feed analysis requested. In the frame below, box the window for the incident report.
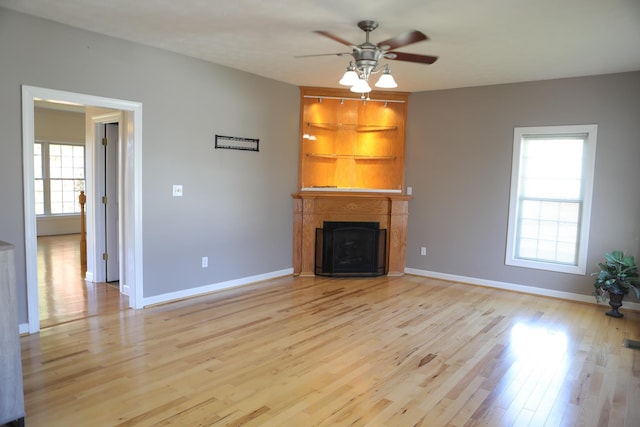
[34,142,85,216]
[506,125,597,274]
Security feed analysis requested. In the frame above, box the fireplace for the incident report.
[315,221,386,277]
[292,192,410,276]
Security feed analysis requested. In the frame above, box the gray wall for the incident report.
[0,8,299,323]
[35,107,85,143]
[405,72,640,296]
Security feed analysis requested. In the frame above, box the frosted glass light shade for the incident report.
[350,79,371,93]
[375,72,398,88]
[339,70,359,86]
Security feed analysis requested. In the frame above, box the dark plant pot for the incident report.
[606,290,625,318]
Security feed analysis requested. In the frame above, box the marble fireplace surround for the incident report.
[292,192,410,276]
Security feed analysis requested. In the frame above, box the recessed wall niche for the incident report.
[298,87,408,193]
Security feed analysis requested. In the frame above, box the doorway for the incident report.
[21,86,143,334]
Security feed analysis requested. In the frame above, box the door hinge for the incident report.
[103,252,108,261]
[102,137,108,146]
[102,196,108,204]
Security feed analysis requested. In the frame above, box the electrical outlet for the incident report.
[420,247,427,256]
[172,184,183,197]
[201,256,208,268]
[406,186,413,196]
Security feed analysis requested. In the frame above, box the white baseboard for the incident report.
[85,271,94,282]
[19,323,30,335]
[142,268,294,307]
[404,268,640,312]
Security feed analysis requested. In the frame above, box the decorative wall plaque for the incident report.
[215,134,259,152]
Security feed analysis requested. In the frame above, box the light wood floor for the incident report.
[36,234,127,329]
[21,241,640,426]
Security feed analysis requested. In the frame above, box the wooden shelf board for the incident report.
[306,122,398,132]
[306,153,396,160]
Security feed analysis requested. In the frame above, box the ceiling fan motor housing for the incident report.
[352,46,383,80]
[357,20,379,33]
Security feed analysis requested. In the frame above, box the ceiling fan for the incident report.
[302,20,438,92]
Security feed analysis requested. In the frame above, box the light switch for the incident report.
[172,185,183,197]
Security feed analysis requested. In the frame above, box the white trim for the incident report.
[404,267,640,311]
[142,269,293,307]
[22,90,39,334]
[19,323,29,335]
[21,85,144,333]
[130,108,144,309]
[301,187,402,193]
[505,124,598,275]
[34,136,84,145]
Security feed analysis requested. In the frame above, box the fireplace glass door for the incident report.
[315,221,386,277]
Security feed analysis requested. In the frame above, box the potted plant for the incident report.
[593,250,640,317]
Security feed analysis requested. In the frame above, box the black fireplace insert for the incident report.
[315,221,386,277]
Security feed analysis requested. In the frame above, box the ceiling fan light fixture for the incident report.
[375,66,398,88]
[339,63,359,86]
[350,78,371,93]
[310,21,438,93]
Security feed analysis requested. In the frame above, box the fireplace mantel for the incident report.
[292,192,410,276]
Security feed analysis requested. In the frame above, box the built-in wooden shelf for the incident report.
[298,87,408,192]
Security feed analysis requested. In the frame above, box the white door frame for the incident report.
[86,110,122,286]
[21,85,144,333]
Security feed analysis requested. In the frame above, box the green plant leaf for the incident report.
[593,250,640,302]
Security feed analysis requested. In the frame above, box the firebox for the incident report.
[315,221,387,277]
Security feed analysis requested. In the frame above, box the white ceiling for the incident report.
[2,0,640,92]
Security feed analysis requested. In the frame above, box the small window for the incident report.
[505,125,597,274]
[34,141,85,216]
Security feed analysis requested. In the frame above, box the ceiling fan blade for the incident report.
[377,30,428,51]
[314,30,355,47]
[295,52,351,58]
[385,51,438,64]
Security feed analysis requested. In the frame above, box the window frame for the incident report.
[505,124,597,275]
[34,140,86,217]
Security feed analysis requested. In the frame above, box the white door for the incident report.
[104,123,120,282]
